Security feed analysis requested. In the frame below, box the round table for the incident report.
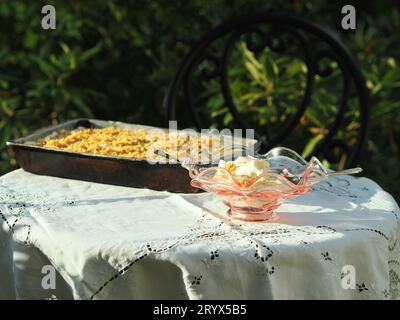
[0,169,399,299]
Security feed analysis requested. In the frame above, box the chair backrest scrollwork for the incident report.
[164,13,369,168]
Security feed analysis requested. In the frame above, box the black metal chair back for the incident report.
[164,13,369,168]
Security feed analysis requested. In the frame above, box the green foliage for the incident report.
[0,0,399,201]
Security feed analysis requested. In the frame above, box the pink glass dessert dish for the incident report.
[182,147,362,222]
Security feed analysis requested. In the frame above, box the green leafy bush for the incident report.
[0,1,399,201]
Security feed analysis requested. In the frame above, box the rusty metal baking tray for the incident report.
[6,118,204,193]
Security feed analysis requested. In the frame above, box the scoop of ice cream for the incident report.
[233,157,270,178]
[216,156,270,182]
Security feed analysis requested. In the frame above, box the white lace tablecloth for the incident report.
[0,169,399,300]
